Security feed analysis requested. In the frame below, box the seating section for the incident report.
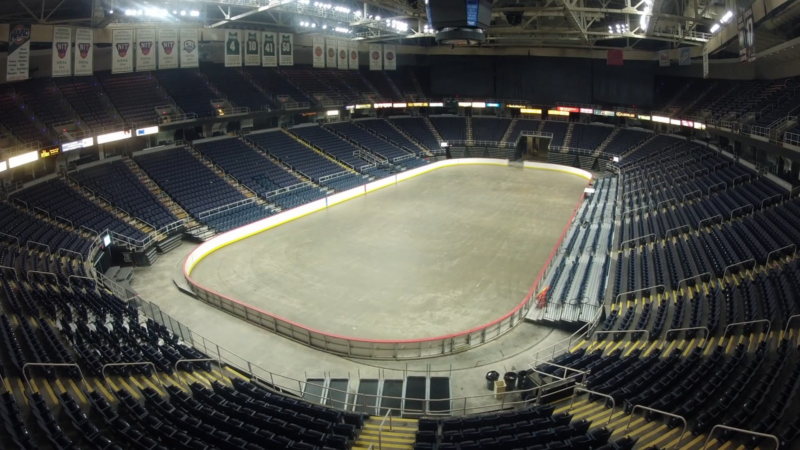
[429,117,467,141]
[153,69,218,117]
[71,160,179,230]
[569,124,613,151]
[542,121,569,147]
[281,68,346,104]
[387,68,420,97]
[0,92,56,145]
[14,79,73,126]
[361,119,426,155]
[201,64,277,110]
[53,76,116,129]
[471,118,512,142]
[603,129,650,155]
[244,67,313,105]
[328,122,426,169]
[362,71,399,100]
[0,202,91,256]
[291,126,391,178]
[505,119,541,144]
[390,118,440,150]
[12,179,147,241]
[97,72,166,124]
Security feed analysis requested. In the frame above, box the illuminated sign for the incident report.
[40,147,60,158]
[486,103,500,108]
[97,129,132,144]
[652,115,670,123]
[548,110,570,116]
[440,142,449,147]
[346,105,355,110]
[0,161,6,173]
[355,104,372,109]
[579,108,594,114]
[458,102,472,107]
[136,126,159,136]
[471,102,486,108]
[393,103,408,108]
[429,102,444,107]
[557,106,580,113]
[301,112,317,117]
[638,115,651,121]
[694,122,706,130]
[408,102,429,107]
[521,108,543,114]
[61,137,94,152]
[612,156,620,162]
[326,110,340,116]
[9,150,39,168]
[593,110,615,116]
[616,112,636,118]
[374,103,393,109]
[681,120,693,127]
[670,119,681,125]
[506,104,525,109]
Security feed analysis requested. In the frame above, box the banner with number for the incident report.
[702,46,709,78]
[112,29,134,74]
[658,50,669,67]
[384,44,396,70]
[312,36,324,68]
[262,32,277,67]
[7,23,31,81]
[337,40,348,69]
[74,27,93,75]
[369,44,382,70]
[678,47,691,66]
[244,31,260,66]
[279,33,293,66]
[52,26,72,77]
[158,28,178,69]
[180,28,198,68]
[136,28,156,71]
[325,39,337,68]
[225,30,242,67]
[738,8,755,63]
[349,41,358,69]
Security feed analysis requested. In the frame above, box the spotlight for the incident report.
[710,23,720,32]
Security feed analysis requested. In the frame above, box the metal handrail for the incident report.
[698,215,722,229]
[730,204,754,218]
[682,189,702,202]
[783,314,800,336]
[378,408,393,449]
[173,358,224,388]
[0,265,19,279]
[627,405,687,449]
[67,275,96,290]
[724,319,771,339]
[700,425,779,450]
[58,248,85,263]
[568,386,615,425]
[22,362,92,395]
[614,285,666,304]
[26,270,59,285]
[665,326,710,342]
[761,193,783,209]
[101,362,162,396]
[723,258,755,280]
[0,231,20,247]
[767,244,796,264]
[708,181,727,195]
[677,272,711,292]
[619,234,655,249]
[26,240,52,255]
[592,329,650,342]
[665,224,691,239]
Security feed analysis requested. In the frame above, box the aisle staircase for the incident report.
[186,145,263,203]
[385,120,432,155]
[383,72,404,99]
[593,128,621,156]
[680,81,718,116]
[499,118,518,147]
[466,116,474,145]
[423,118,444,144]
[408,69,426,99]
[67,180,155,237]
[354,416,418,450]
[283,128,357,173]
[562,122,576,152]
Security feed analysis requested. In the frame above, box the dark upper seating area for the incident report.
[244,67,313,105]
[0,92,57,145]
[201,64,277,111]
[429,117,466,141]
[330,122,410,161]
[12,178,147,241]
[291,126,385,176]
[471,118,511,142]
[71,160,179,230]
[386,68,419,97]
[53,76,116,129]
[14,79,73,126]
[153,69,218,117]
[542,121,569,147]
[505,119,541,144]
[362,71,399,100]
[97,72,166,124]
[281,68,346,104]
[603,129,650,155]
[569,124,613,150]
[361,119,425,155]
[390,118,440,150]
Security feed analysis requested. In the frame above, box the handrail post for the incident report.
[664,326,710,344]
[101,362,162,396]
[615,285,666,304]
[592,329,650,343]
[378,408,393,449]
[701,425,779,450]
[627,405,687,450]
[173,358,225,388]
[569,386,615,425]
[26,270,60,285]
[722,258,755,280]
[766,244,796,265]
[724,319,771,338]
[23,362,93,396]
[784,314,800,336]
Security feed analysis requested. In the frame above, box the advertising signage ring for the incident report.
[520,108,543,114]
[97,130,132,144]
[136,126,159,136]
[548,110,570,116]
[40,147,60,158]
[579,108,594,114]
[9,150,39,168]
[61,137,94,152]
[557,106,580,113]
[594,110,615,116]
[616,112,636,118]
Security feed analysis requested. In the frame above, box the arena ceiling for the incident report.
[3,0,800,54]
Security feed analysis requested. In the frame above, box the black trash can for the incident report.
[485,371,500,390]
[503,372,518,391]
[517,370,531,391]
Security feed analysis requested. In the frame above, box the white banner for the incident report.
[312,36,325,68]
[158,29,178,69]
[338,40,348,69]
[111,29,134,74]
[279,33,293,66]
[51,26,72,77]
[369,44,382,70]
[326,39,337,68]
[136,28,156,71]
[7,24,31,81]
[383,44,396,70]
[179,28,198,68]
[349,41,358,70]
[702,46,709,79]
[678,47,691,66]
[262,32,277,67]
[244,31,260,66]
[225,30,242,67]
[74,27,93,76]
[658,50,669,67]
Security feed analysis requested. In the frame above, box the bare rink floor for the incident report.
[191,165,587,340]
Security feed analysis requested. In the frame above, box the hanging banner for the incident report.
[338,40,348,69]
[262,32,277,67]
[349,41,359,70]
[369,44,382,70]
[279,33,293,66]
[158,28,179,69]
[136,28,156,71]
[312,36,325,68]
[180,28,198,68]
[326,39,337,68]
[111,29,134,74]
[702,46,709,78]
[738,8,756,63]
[7,23,31,81]
[606,49,623,66]
[74,27,93,76]
[244,31,260,66]
[52,26,72,77]
[225,30,242,67]
[658,50,669,67]
[384,44,397,70]
[678,47,691,66]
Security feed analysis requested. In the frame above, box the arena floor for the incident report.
[190,165,587,340]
